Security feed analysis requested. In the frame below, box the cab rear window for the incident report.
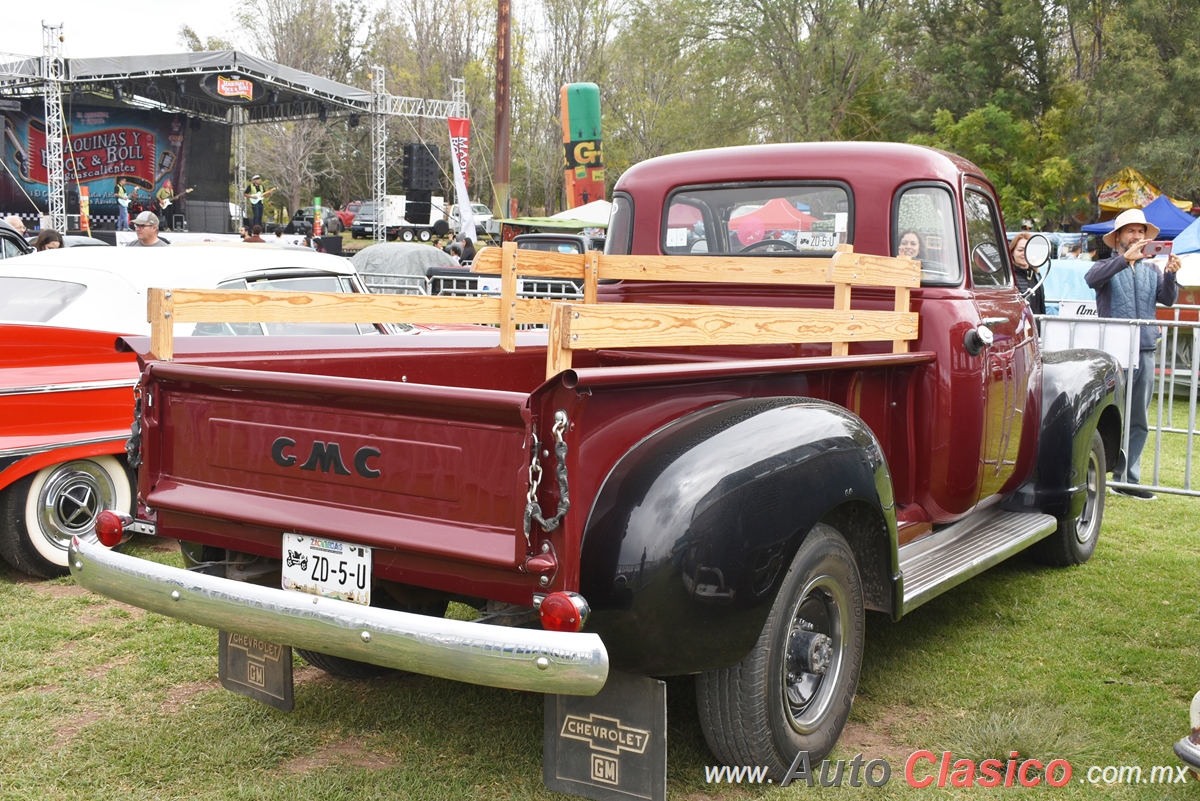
[663,184,851,255]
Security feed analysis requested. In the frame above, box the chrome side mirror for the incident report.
[1024,234,1051,269]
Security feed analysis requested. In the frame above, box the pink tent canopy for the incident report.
[668,204,704,226]
[728,198,819,231]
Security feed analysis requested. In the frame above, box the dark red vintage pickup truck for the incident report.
[72,143,1122,781]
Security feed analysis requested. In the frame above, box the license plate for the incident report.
[281,533,372,605]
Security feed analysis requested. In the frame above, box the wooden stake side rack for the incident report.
[147,242,920,379]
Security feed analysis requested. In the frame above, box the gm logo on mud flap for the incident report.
[271,437,381,479]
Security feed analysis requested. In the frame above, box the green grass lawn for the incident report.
[1,477,1197,797]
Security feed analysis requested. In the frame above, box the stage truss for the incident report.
[0,25,466,232]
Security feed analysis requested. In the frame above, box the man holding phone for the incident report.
[1086,207,1182,499]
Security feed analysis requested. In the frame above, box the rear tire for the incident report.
[400,228,415,242]
[0,455,132,578]
[418,229,431,242]
[696,523,864,775]
[1035,429,1104,566]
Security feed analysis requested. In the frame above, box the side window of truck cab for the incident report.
[894,184,962,285]
[963,188,1011,289]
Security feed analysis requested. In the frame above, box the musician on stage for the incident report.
[244,174,273,231]
[115,176,134,231]
[155,179,178,230]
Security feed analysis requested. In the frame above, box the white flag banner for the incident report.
[449,123,474,239]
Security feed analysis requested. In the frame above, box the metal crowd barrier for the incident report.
[1039,307,1200,497]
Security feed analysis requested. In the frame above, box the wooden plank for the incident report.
[499,241,518,352]
[148,287,175,361]
[597,254,831,285]
[584,250,599,304]
[472,247,585,278]
[561,303,919,351]
[545,302,573,379]
[473,248,836,285]
[158,289,503,324]
[828,250,922,288]
[893,286,912,353]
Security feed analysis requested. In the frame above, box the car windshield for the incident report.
[0,277,87,321]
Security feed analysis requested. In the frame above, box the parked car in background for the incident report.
[0,218,33,258]
[63,235,112,247]
[0,244,390,579]
[512,232,606,254]
[336,201,364,229]
[449,203,494,237]
[291,206,343,235]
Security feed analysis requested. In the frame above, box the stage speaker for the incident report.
[404,189,432,225]
[318,235,343,255]
[403,143,440,191]
[187,200,238,234]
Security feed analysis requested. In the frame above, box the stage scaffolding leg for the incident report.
[371,66,387,245]
[42,22,66,233]
[234,106,247,232]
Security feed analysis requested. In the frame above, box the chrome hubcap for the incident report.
[1076,448,1102,545]
[36,461,117,550]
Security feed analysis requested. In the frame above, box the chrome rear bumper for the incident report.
[69,536,609,696]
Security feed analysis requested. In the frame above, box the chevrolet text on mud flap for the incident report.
[74,142,1123,800]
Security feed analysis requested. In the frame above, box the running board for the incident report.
[899,508,1058,614]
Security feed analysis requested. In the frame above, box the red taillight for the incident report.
[95,510,131,548]
[539,592,590,633]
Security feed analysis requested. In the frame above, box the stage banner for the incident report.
[448,117,471,186]
[0,104,187,222]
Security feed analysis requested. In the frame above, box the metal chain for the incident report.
[523,411,570,547]
[126,383,143,469]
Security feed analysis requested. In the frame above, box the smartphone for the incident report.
[1142,240,1172,257]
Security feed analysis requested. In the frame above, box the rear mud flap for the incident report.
[544,671,666,801]
[218,630,294,712]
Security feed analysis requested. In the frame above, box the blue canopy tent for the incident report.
[1173,215,1200,255]
[1081,195,1198,239]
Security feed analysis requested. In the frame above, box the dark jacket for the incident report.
[1014,266,1046,316]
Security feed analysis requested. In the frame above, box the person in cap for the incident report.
[128,211,168,247]
[1085,207,1182,499]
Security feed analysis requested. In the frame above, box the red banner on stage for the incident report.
[448,117,470,185]
[28,122,158,188]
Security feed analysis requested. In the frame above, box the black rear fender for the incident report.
[579,397,897,675]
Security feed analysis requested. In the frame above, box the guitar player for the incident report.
[154,179,192,231]
[244,174,277,231]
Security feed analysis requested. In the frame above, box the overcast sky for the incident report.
[1,3,243,59]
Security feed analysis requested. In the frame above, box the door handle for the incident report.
[981,316,1008,326]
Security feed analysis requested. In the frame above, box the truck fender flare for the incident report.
[1004,348,1124,519]
[578,396,897,676]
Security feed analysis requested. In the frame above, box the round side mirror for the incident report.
[972,242,1003,274]
[1024,233,1051,268]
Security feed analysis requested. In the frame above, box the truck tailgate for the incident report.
[142,362,533,571]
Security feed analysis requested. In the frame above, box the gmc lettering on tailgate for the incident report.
[271,437,382,479]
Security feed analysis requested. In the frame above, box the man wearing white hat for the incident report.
[1086,207,1182,499]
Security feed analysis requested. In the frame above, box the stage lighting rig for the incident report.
[113,83,124,102]
[348,113,360,128]
[176,78,186,97]
[268,88,280,105]
[317,103,328,123]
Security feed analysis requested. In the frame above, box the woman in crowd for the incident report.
[1008,232,1046,315]
[34,229,63,251]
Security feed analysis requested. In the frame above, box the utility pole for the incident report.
[493,0,512,220]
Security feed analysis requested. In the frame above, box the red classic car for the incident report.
[0,244,390,577]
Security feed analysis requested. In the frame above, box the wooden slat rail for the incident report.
[147,242,921,376]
